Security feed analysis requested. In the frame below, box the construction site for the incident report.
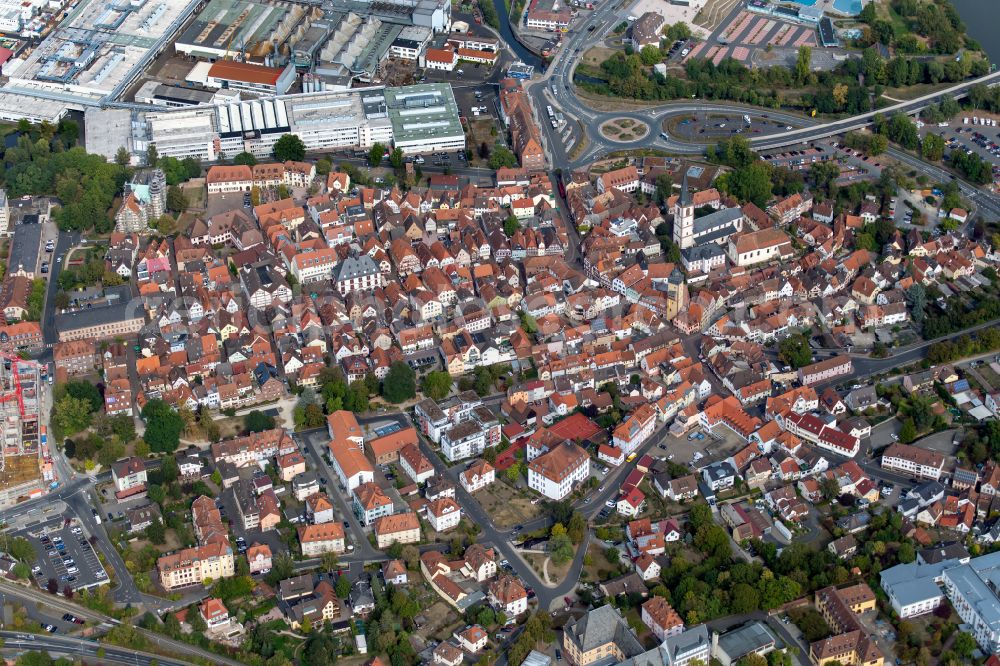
[0,357,51,509]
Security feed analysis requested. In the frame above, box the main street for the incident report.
[0,578,244,666]
[0,631,197,666]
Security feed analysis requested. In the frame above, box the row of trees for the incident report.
[292,362,419,430]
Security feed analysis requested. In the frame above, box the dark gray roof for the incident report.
[334,253,379,282]
[54,298,144,334]
[9,222,41,274]
[564,605,644,656]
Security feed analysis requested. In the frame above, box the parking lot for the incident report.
[920,117,1000,181]
[667,112,799,143]
[16,516,108,593]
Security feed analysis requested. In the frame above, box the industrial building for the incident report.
[174,0,305,61]
[0,0,200,119]
[134,82,462,161]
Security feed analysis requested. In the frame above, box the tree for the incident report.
[303,633,338,666]
[567,512,585,544]
[488,147,519,170]
[316,158,331,175]
[335,574,351,598]
[140,399,184,454]
[64,380,102,412]
[777,334,812,369]
[389,147,404,170]
[868,134,888,156]
[640,45,661,66]
[383,362,416,404]
[906,284,927,324]
[550,531,574,565]
[503,215,520,237]
[166,185,187,214]
[146,144,158,167]
[187,606,207,632]
[899,418,918,443]
[819,477,841,501]
[831,83,849,109]
[897,542,916,564]
[795,45,812,84]
[421,371,452,400]
[953,632,976,658]
[369,142,386,167]
[233,152,257,167]
[272,134,306,162]
[8,537,34,562]
[321,551,340,572]
[726,161,772,208]
[115,146,131,172]
[144,519,166,545]
[921,133,945,161]
[54,395,92,436]
[244,410,276,433]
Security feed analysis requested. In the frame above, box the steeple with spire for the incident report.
[672,170,695,249]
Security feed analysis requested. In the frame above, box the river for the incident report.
[948,0,1000,63]
[491,0,543,70]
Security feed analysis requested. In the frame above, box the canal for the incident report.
[491,0,544,70]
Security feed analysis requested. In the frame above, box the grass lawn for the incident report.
[581,542,623,583]
[475,482,542,529]
[524,552,573,585]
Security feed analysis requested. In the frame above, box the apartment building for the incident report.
[297,523,346,557]
[880,443,946,481]
[352,482,395,526]
[374,512,421,548]
[798,355,853,387]
[158,542,235,591]
[527,440,590,500]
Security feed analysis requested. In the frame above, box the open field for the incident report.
[475,482,542,529]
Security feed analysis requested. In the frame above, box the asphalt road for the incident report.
[523,9,1000,216]
[0,579,243,666]
[0,631,197,666]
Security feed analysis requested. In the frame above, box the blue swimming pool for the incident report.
[832,0,863,15]
[781,0,864,15]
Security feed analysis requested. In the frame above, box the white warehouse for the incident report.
[135,82,463,161]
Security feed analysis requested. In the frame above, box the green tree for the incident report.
[115,146,131,172]
[63,380,102,412]
[315,158,331,175]
[795,45,812,83]
[726,161,773,208]
[166,185,187,214]
[389,147,405,170]
[488,147,519,170]
[382,362,416,404]
[187,606,207,632]
[335,574,351,598]
[899,418,918,443]
[369,142,386,167]
[7,536,35,562]
[550,531,574,565]
[272,134,306,162]
[640,45,661,66]
[54,395,92,436]
[777,334,812,369]
[921,133,945,161]
[504,215,520,237]
[144,519,166,545]
[140,399,184,453]
[244,410,276,433]
[233,152,257,167]
[868,134,888,156]
[421,371,452,400]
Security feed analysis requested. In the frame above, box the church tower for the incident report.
[672,172,695,250]
[665,267,688,320]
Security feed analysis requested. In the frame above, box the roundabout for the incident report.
[598,117,651,143]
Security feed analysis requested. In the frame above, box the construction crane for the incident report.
[0,353,41,422]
